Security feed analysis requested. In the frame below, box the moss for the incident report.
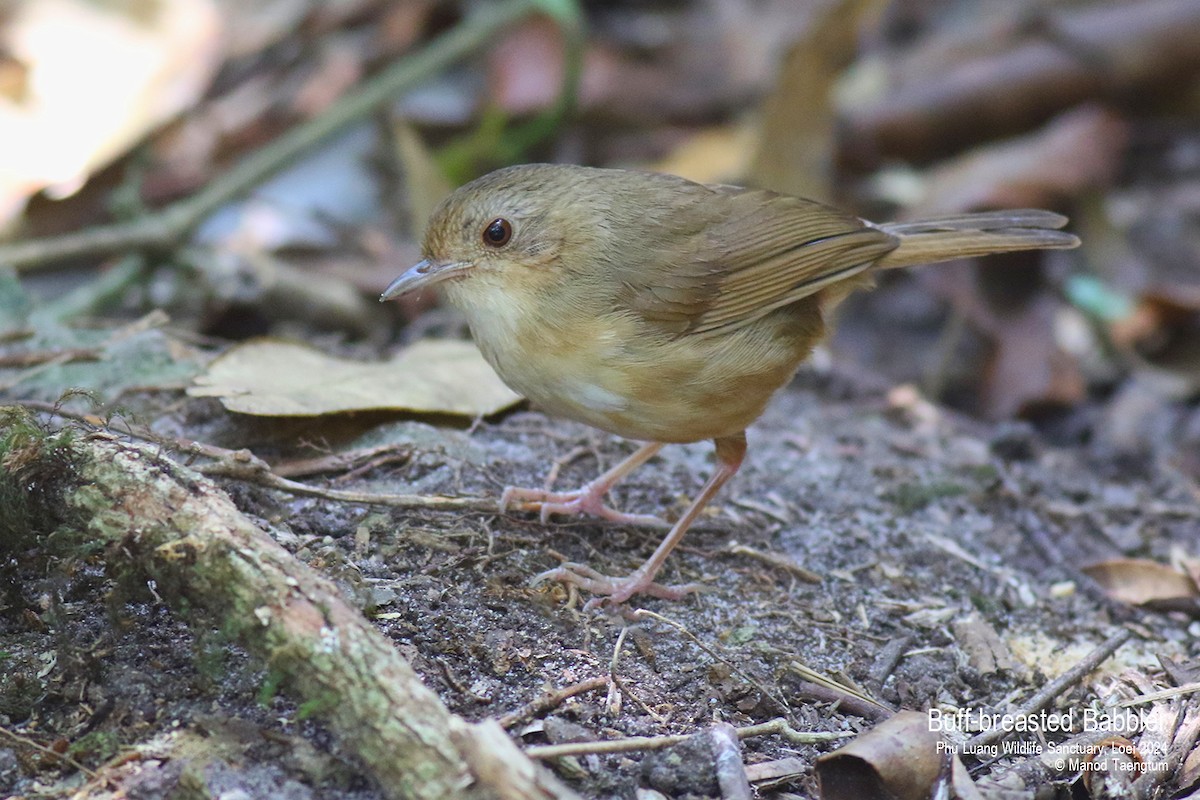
[191,629,234,692]
[0,650,47,721]
[67,730,121,764]
[884,480,968,514]
[0,407,82,550]
[257,669,285,707]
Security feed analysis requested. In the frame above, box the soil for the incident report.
[3,356,1198,799]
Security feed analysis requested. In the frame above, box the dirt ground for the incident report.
[2,0,1199,797]
[3,352,1198,799]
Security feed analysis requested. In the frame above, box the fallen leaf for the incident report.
[815,710,955,800]
[0,0,221,223]
[951,612,1018,675]
[1112,295,1200,396]
[188,339,522,418]
[1178,716,1200,792]
[744,756,806,784]
[4,336,202,405]
[391,120,452,238]
[651,123,756,187]
[1081,558,1200,611]
[747,0,887,201]
[907,105,1128,216]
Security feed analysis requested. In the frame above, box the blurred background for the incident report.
[1,0,1198,471]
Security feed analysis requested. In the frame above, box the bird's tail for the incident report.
[873,209,1080,270]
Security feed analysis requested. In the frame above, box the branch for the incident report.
[0,408,580,800]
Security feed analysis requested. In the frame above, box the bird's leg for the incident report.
[500,441,666,525]
[536,433,747,608]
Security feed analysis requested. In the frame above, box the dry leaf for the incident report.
[909,105,1128,216]
[815,710,954,800]
[188,339,522,418]
[651,124,757,187]
[1082,558,1200,610]
[747,0,887,201]
[392,120,452,238]
[0,0,221,223]
[839,0,1200,168]
[1177,715,1200,793]
[744,756,807,784]
[1113,295,1200,395]
[951,612,1017,675]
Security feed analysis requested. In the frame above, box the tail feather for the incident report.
[874,209,1080,270]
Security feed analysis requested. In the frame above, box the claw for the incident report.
[500,484,667,528]
[533,562,704,609]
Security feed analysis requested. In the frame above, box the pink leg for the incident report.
[535,433,747,608]
[500,442,666,526]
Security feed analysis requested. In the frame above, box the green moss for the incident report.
[0,650,47,721]
[192,630,231,691]
[970,592,1002,617]
[966,464,1000,484]
[0,407,81,549]
[68,730,121,764]
[257,669,285,707]
[884,480,968,514]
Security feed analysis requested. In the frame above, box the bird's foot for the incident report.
[500,484,667,527]
[533,562,704,610]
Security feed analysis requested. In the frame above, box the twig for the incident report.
[726,542,821,584]
[542,445,590,491]
[525,718,850,760]
[710,722,753,800]
[787,661,894,722]
[1118,682,1200,707]
[13,399,583,517]
[964,628,1134,751]
[0,410,580,799]
[198,448,507,512]
[0,0,545,273]
[0,348,101,368]
[0,725,98,779]
[611,676,666,724]
[788,681,894,724]
[607,625,630,716]
[498,676,610,729]
[867,635,913,693]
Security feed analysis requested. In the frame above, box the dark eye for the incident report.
[482,218,512,247]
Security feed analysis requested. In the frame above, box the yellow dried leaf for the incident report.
[0,0,221,223]
[1081,558,1200,608]
[189,339,522,418]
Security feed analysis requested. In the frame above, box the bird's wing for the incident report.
[617,186,899,337]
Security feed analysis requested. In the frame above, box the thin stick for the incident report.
[964,628,1133,751]
[711,722,753,800]
[0,0,543,272]
[0,412,581,799]
[0,725,98,778]
[1118,682,1200,707]
[15,400,500,511]
[525,718,850,760]
[498,676,610,729]
[607,625,630,716]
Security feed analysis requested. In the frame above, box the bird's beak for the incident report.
[379,259,472,302]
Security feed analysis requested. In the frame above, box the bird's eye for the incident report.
[482,218,513,247]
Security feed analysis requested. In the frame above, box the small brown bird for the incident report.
[381,164,1079,607]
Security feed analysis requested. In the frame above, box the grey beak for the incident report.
[379,259,471,302]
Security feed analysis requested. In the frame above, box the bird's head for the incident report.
[380,164,597,308]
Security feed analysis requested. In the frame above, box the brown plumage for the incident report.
[382,164,1079,607]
